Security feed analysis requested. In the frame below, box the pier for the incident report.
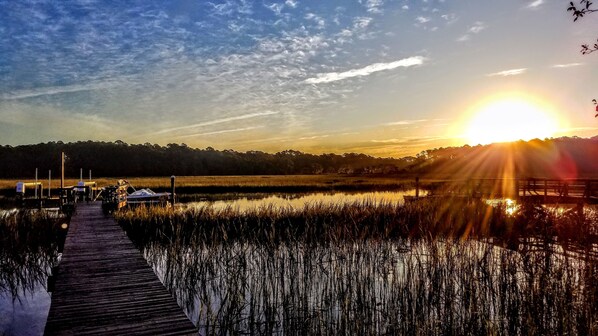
[417,178,598,204]
[44,203,196,335]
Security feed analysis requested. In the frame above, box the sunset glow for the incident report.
[0,1,595,156]
[465,98,560,145]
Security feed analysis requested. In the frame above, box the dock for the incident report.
[417,178,598,204]
[44,203,197,335]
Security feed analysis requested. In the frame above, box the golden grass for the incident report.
[0,175,409,190]
[117,200,598,334]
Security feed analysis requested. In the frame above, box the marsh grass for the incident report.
[116,199,598,335]
[0,209,65,300]
[0,175,410,196]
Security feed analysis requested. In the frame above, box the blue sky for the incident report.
[0,0,596,157]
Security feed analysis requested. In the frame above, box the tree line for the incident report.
[0,137,596,179]
[0,141,407,178]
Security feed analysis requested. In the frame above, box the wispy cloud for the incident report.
[457,21,486,42]
[305,56,425,84]
[305,13,325,29]
[0,81,119,100]
[415,16,431,24]
[299,134,330,140]
[441,13,458,25]
[156,111,279,134]
[487,68,527,77]
[178,126,263,138]
[552,63,583,68]
[363,0,384,14]
[285,0,298,8]
[383,119,428,126]
[527,0,544,9]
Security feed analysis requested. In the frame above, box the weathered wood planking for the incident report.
[45,203,197,335]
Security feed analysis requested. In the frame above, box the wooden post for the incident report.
[415,176,420,199]
[170,175,176,206]
[48,170,51,198]
[60,152,65,190]
[35,168,38,199]
[60,152,65,207]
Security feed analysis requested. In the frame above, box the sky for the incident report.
[0,0,596,158]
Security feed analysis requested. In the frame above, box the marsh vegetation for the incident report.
[0,209,67,335]
[0,209,65,299]
[117,198,598,335]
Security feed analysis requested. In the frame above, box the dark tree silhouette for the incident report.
[568,1,598,54]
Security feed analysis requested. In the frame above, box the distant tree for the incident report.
[568,0,598,54]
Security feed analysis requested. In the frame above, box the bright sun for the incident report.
[465,98,559,145]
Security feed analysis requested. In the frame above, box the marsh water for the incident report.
[0,190,419,335]
[0,209,65,336]
[126,192,596,334]
[2,190,596,335]
[180,189,426,212]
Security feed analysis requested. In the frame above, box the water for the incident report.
[140,237,596,335]
[0,283,51,336]
[0,210,65,336]
[181,190,426,212]
[2,190,596,334]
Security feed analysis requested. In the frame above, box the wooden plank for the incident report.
[45,203,196,336]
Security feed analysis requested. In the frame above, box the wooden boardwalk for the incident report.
[419,178,598,204]
[45,203,197,335]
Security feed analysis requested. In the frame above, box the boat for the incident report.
[126,188,171,206]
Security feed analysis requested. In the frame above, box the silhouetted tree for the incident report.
[568,0,598,54]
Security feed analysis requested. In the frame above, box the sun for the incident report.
[465,97,559,145]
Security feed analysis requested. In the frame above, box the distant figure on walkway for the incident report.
[594,99,598,117]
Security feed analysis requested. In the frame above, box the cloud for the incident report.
[457,21,486,42]
[441,13,458,25]
[305,56,425,84]
[527,0,544,9]
[178,126,263,138]
[305,13,326,29]
[266,3,284,15]
[156,111,279,134]
[285,0,298,8]
[353,17,373,29]
[552,63,583,68]
[487,68,527,77]
[0,81,119,100]
[208,0,253,16]
[383,119,428,126]
[363,0,384,14]
[468,22,486,34]
[299,134,330,140]
[415,16,431,24]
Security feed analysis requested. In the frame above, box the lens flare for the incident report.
[465,98,559,145]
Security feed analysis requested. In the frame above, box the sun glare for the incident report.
[465,98,559,145]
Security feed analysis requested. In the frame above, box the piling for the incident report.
[170,175,176,206]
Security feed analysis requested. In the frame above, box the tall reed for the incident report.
[116,199,598,335]
[0,209,65,300]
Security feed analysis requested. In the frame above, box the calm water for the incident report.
[2,191,596,335]
[0,282,52,336]
[181,190,426,212]
[0,210,65,336]
[140,235,596,334]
